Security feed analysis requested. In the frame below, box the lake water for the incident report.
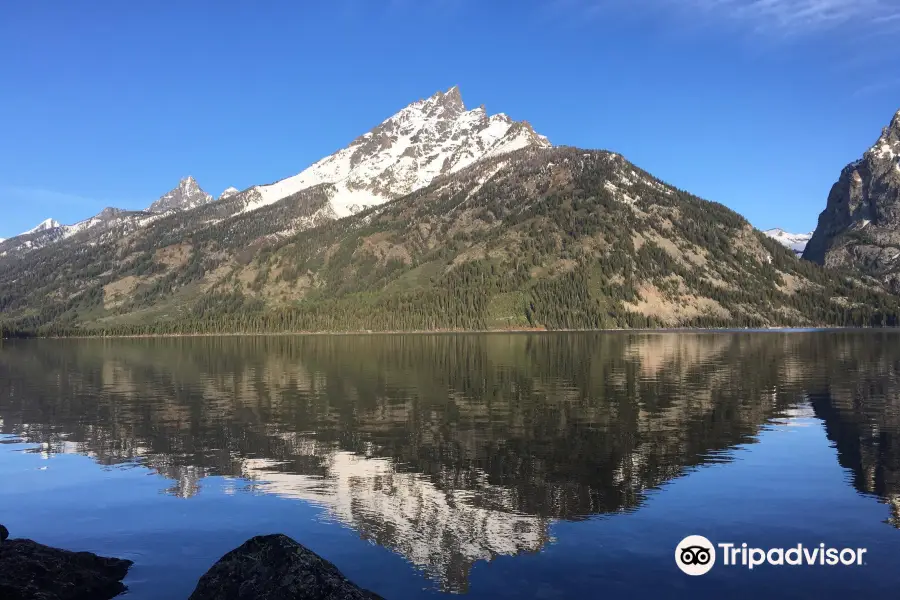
[1,333,899,598]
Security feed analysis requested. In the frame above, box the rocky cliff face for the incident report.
[804,109,900,290]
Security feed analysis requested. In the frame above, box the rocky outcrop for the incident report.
[188,534,383,600]
[0,526,132,600]
[0,527,382,600]
[148,176,215,213]
[804,109,900,291]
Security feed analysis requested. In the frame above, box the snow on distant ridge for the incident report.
[763,228,812,257]
[238,86,551,218]
[218,186,240,200]
[20,218,60,236]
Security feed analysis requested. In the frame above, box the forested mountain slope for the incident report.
[2,146,898,336]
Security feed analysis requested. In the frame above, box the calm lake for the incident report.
[1,333,899,598]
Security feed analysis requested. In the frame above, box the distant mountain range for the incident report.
[0,178,234,256]
[763,229,812,257]
[1,88,899,335]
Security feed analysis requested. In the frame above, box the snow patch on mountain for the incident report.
[326,184,389,217]
[218,186,240,201]
[763,228,812,257]
[61,215,104,239]
[864,113,900,173]
[21,218,60,236]
[238,86,551,218]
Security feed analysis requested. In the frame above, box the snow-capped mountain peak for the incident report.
[763,228,812,257]
[236,86,552,218]
[218,186,240,201]
[21,218,60,236]
[148,176,214,213]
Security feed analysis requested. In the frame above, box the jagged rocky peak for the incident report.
[888,108,900,135]
[865,109,900,168]
[237,86,552,218]
[405,84,466,120]
[148,176,214,213]
[804,107,900,291]
[218,186,240,201]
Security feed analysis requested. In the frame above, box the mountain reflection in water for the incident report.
[1,332,899,592]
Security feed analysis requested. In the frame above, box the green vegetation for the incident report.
[2,147,899,337]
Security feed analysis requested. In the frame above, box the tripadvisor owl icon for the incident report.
[676,535,716,576]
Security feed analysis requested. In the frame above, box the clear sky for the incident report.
[1,0,899,239]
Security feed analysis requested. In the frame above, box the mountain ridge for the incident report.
[21,218,61,236]
[0,178,215,257]
[3,144,899,336]
[763,228,812,257]
[2,91,900,335]
[0,87,548,257]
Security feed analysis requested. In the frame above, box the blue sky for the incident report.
[1,0,898,238]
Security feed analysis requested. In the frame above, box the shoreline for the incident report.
[2,325,888,340]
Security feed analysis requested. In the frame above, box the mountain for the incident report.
[21,218,60,236]
[218,187,240,201]
[226,86,551,219]
[0,179,212,257]
[147,176,214,212]
[1,89,546,260]
[804,109,900,291]
[0,206,163,258]
[3,144,899,336]
[2,88,900,336]
[763,228,812,257]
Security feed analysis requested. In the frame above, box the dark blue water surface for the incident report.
[1,332,899,599]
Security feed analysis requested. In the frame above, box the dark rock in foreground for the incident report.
[189,534,384,600]
[0,535,132,600]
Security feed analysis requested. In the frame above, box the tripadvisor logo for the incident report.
[675,535,868,576]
